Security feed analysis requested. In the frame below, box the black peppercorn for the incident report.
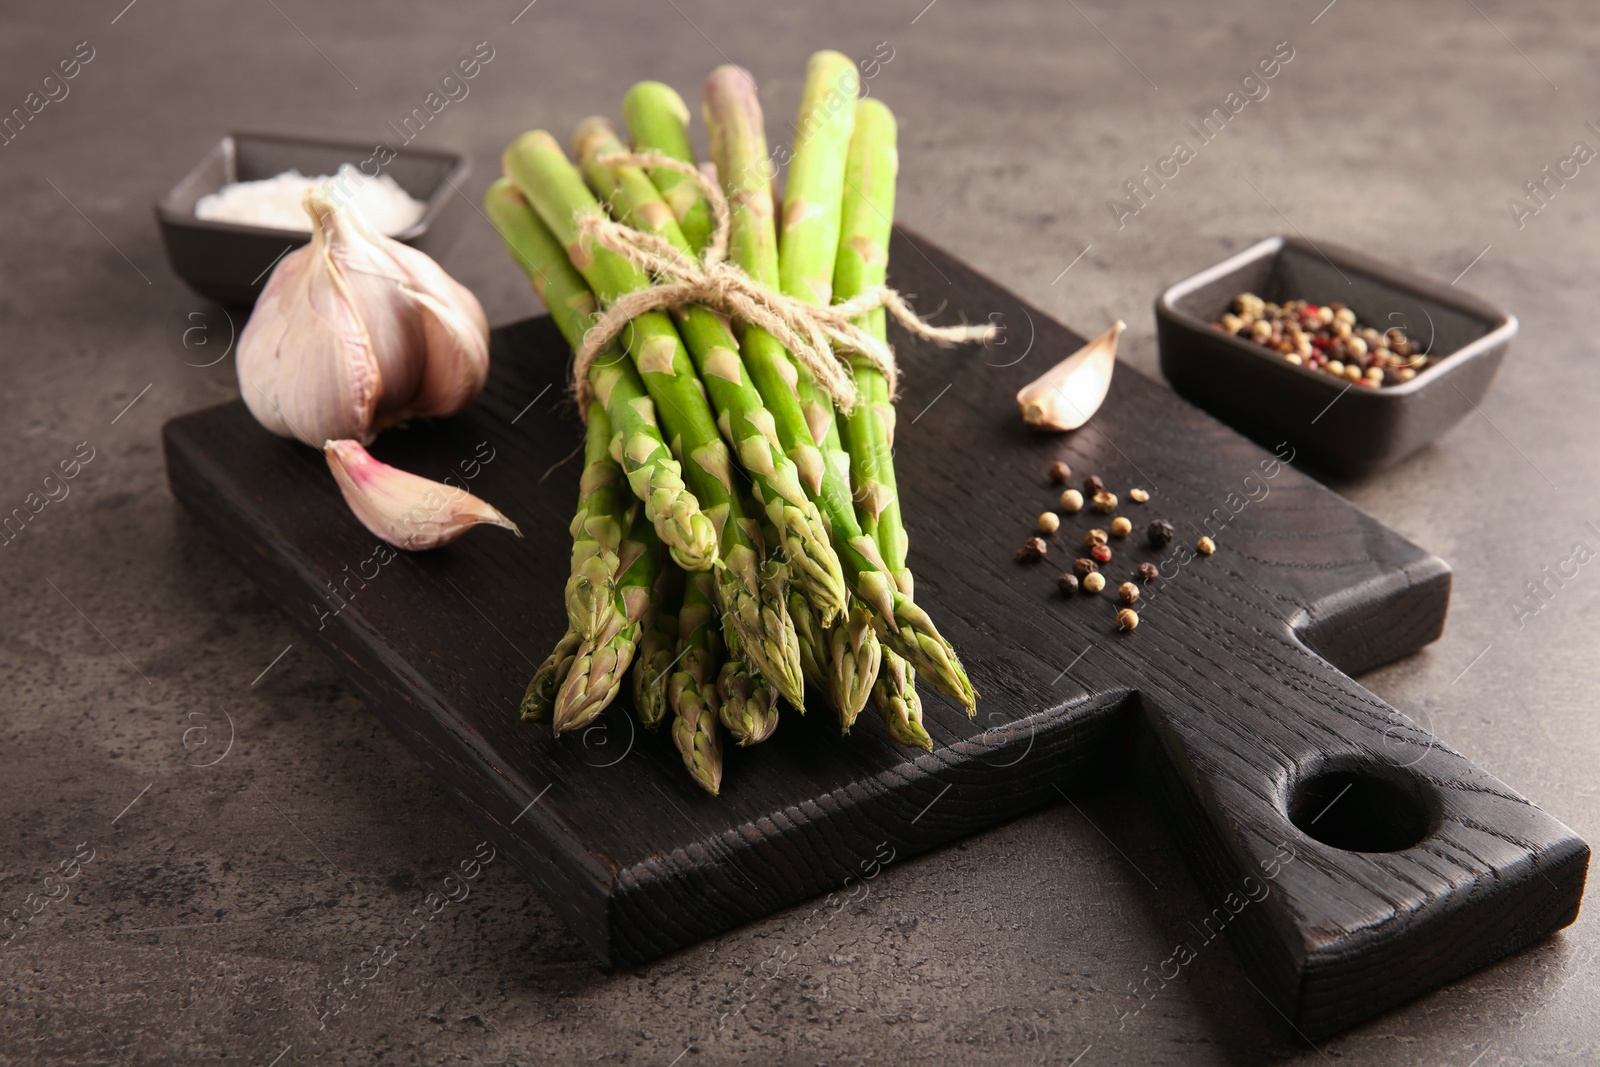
[1084,474,1105,495]
[1147,519,1175,549]
[1016,537,1048,563]
[1072,557,1098,579]
[1057,572,1079,594]
[1137,562,1159,582]
[1048,461,1072,484]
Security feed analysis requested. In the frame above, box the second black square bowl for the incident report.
[1155,236,1516,479]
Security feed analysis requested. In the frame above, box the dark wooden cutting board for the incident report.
[162,231,1587,1040]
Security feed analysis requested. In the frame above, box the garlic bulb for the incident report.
[324,440,520,551]
[238,189,490,446]
[1016,320,1124,431]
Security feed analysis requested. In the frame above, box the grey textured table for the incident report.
[3,1,1595,1063]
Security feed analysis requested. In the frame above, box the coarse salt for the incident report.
[195,164,426,236]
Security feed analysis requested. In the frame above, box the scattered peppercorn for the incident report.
[1117,607,1139,631]
[1059,489,1084,513]
[1057,572,1079,594]
[1072,557,1098,579]
[1213,293,1430,386]
[1128,487,1150,503]
[1084,474,1105,495]
[1092,491,1118,513]
[1109,516,1132,538]
[1119,581,1139,604]
[1197,536,1216,555]
[1090,543,1113,565]
[1085,528,1109,547]
[1137,562,1159,582]
[1037,511,1060,534]
[1148,519,1175,549]
[1048,460,1072,484]
[1016,537,1048,563]
[1083,572,1106,594]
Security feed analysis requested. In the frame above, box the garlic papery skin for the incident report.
[324,440,520,551]
[238,190,490,447]
[1016,320,1124,431]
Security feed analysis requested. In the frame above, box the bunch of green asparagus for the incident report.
[484,51,973,795]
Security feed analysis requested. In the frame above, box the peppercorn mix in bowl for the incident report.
[1155,235,1516,478]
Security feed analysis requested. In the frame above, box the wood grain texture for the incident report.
[161,230,1586,1039]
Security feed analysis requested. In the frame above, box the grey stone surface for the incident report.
[1,0,1595,1063]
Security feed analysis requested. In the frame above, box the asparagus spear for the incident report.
[520,628,580,722]
[669,569,725,794]
[513,392,628,724]
[572,117,848,630]
[503,133,804,707]
[825,602,881,732]
[829,92,976,712]
[758,64,908,726]
[704,62,972,710]
[483,179,717,573]
[833,98,935,748]
[779,49,859,490]
[562,401,626,641]
[717,642,781,746]
[836,98,913,596]
[703,66,888,706]
[622,81,716,254]
[631,564,683,730]
[553,505,660,734]
[873,649,932,751]
[702,65,827,495]
[788,590,828,696]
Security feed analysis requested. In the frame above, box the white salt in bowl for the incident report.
[156,132,468,306]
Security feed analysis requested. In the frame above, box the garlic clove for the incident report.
[323,439,521,551]
[238,220,382,445]
[374,218,490,422]
[1016,320,1125,431]
[308,194,427,417]
[400,285,491,422]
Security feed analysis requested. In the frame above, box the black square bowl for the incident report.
[155,132,469,307]
[1155,236,1516,479]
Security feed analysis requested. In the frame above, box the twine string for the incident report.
[570,150,996,413]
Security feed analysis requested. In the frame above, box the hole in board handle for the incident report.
[1288,764,1434,854]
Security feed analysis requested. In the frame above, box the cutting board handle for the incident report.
[1134,655,1588,1040]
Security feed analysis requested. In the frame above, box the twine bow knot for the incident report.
[570,151,996,414]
